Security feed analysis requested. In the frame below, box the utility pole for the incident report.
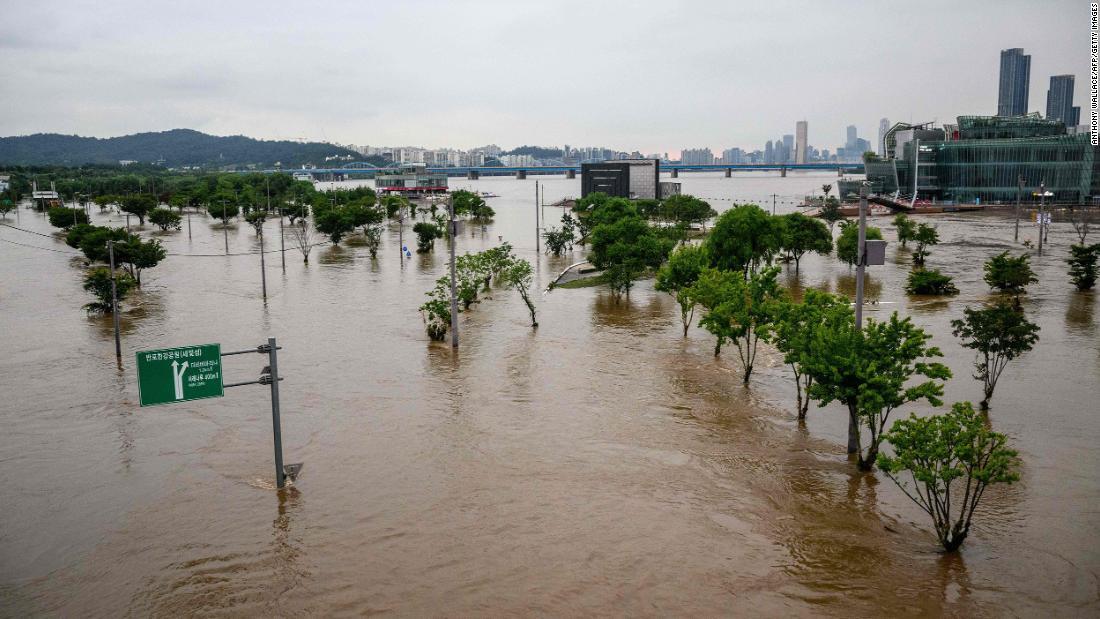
[259,223,267,301]
[1015,174,1023,242]
[265,337,286,489]
[1037,181,1048,256]
[772,193,778,215]
[108,240,122,361]
[279,203,286,273]
[448,195,459,349]
[849,183,869,456]
[535,180,540,253]
[187,207,192,240]
[222,200,229,254]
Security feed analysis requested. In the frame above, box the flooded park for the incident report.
[1,172,1098,616]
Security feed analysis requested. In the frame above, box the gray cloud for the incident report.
[0,0,1089,154]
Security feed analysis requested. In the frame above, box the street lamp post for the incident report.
[1033,182,1053,256]
[448,195,459,349]
[1015,175,1024,243]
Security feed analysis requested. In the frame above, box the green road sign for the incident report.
[136,344,223,407]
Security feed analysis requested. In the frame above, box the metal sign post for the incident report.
[136,337,298,489]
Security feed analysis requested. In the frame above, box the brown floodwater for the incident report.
[1,172,1097,616]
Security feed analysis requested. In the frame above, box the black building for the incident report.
[1046,75,1077,125]
[997,48,1031,117]
[580,159,660,199]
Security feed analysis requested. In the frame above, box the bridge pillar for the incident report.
[565,169,575,179]
[725,168,731,178]
[515,170,527,180]
[467,170,479,180]
[780,167,787,178]
[671,169,678,178]
[838,167,843,177]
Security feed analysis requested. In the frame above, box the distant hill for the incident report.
[502,145,563,159]
[0,129,361,168]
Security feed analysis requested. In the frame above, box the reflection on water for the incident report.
[3,174,1099,616]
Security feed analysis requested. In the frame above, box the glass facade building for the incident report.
[871,115,1098,204]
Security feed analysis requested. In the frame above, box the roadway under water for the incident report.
[1,172,1097,616]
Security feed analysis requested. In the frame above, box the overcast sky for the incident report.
[0,0,1090,154]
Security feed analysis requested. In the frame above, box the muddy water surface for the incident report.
[1,172,1097,616]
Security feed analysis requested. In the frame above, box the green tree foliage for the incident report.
[82,266,136,314]
[501,258,538,327]
[777,212,832,272]
[688,266,785,382]
[862,151,881,163]
[283,201,308,224]
[1066,243,1100,290]
[655,244,709,337]
[878,402,1020,552]
[661,195,717,240]
[912,222,940,267]
[314,206,357,245]
[412,221,443,253]
[588,214,672,297]
[951,303,1040,411]
[983,251,1037,304]
[0,199,15,218]
[208,201,240,223]
[542,225,574,256]
[364,226,383,258]
[764,290,852,420]
[419,277,453,341]
[119,194,156,225]
[893,213,916,247]
[819,196,843,233]
[70,225,130,262]
[836,221,884,267]
[382,194,409,220]
[244,210,267,234]
[704,204,780,275]
[803,312,952,471]
[451,190,493,219]
[148,207,182,231]
[46,206,89,229]
[906,268,959,296]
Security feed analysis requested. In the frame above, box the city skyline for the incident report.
[0,1,1089,155]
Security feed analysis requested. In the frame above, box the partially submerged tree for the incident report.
[820,196,843,234]
[364,225,383,258]
[289,221,319,263]
[878,402,1020,552]
[419,277,453,341]
[119,194,156,225]
[803,312,952,471]
[689,266,785,382]
[704,204,780,275]
[983,251,1037,305]
[893,213,916,247]
[836,221,884,267]
[149,207,182,231]
[911,222,940,267]
[777,212,832,272]
[412,221,443,253]
[765,289,852,420]
[47,206,89,229]
[501,257,538,328]
[951,302,1040,411]
[82,267,136,314]
[906,269,959,296]
[314,208,355,244]
[208,201,240,224]
[588,214,672,297]
[655,244,709,337]
[1067,243,1100,290]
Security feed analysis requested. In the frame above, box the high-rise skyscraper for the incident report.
[764,140,774,164]
[795,121,808,164]
[846,125,858,149]
[878,118,890,156]
[1046,75,1075,124]
[997,48,1031,116]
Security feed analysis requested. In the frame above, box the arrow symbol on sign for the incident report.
[171,360,190,400]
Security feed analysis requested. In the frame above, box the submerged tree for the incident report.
[364,225,383,259]
[836,221,884,267]
[911,222,940,267]
[983,251,1037,305]
[906,268,959,296]
[419,277,453,341]
[589,214,672,298]
[47,206,89,229]
[149,207,182,231]
[951,302,1040,411]
[878,402,1020,552]
[689,266,785,382]
[413,221,443,253]
[501,258,538,328]
[803,312,951,471]
[819,196,843,234]
[893,213,916,247]
[765,289,852,420]
[704,204,780,275]
[289,221,319,263]
[1067,243,1100,291]
[82,267,136,314]
[777,212,832,272]
[655,244,709,337]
